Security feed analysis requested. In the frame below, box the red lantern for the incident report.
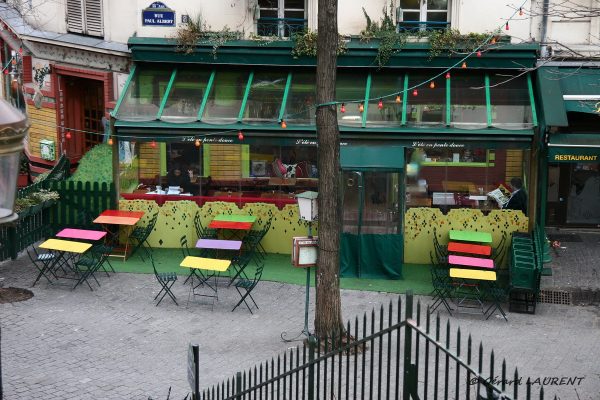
[378,99,383,110]
[461,62,467,69]
[412,89,418,97]
[505,22,509,30]
[429,81,435,89]
[519,7,524,16]
[108,137,113,145]
[476,50,482,57]
[281,120,287,129]
[358,103,364,113]
[395,95,401,104]
[3,69,8,75]
[65,131,72,140]
[195,139,201,147]
[238,130,244,140]
[150,140,156,148]
[340,103,346,113]
[445,72,451,79]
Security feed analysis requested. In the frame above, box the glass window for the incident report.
[489,73,533,129]
[406,72,446,126]
[118,140,140,193]
[284,72,316,125]
[258,0,306,37]
[336,71,367,127]
[405,145,531,216]
[161,69,212,123]
[115,66,172,121]
[566,163,600,224]
[201,71,249,124]
[242,71,288,124]
[399,0,449,30]
[450,72,487,128]
[367,72,404,127]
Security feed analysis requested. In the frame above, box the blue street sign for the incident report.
[142,2,175,26]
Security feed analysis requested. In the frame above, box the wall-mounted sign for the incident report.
[142,2,175,26]
[292,236,318,268]
[548,146,600,163]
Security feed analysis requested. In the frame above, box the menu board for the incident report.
[292,236,319,267]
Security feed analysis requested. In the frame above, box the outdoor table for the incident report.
[56,228,107,242]
[449,230,493,244]
[447,241,492,257]
[213,214,257,224]
[196,239,243,251]
[208,218,254,240]
[93,210,144,260]
[35,238,92,286]
[448,254,494,270]
[180,256,231,305]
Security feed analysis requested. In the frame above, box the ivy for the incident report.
[291,30,347,58]
[175,15,242,58]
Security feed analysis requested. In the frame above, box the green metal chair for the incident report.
[193,212,218,239]
[232,264,264,314]
[129,212,159,261]
[73,245,106,291]
[244,217,272,264]
[150,255,178,306]
[429,251,454,315]
[180,235,211,287]
[27,242,57,286]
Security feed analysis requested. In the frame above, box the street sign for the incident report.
[142,2,176,26]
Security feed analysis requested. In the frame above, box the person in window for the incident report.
[503,177,527,215]
[167,165,191,193]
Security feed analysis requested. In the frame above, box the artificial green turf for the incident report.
[110,249,433,295]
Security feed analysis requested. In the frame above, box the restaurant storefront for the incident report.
[537,67,600,228]
[111,38,538,278]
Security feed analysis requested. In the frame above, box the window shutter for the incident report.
[84,0,104,37]
[66,0,84,34]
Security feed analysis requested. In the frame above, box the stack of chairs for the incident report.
[129,212,159,261]
[243,217,272,266]
[194,212,218,240]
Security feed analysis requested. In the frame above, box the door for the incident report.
[340,170,403,279]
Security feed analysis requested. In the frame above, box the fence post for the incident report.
[308,336,316,400]
[403,291,416,400]
[235,371,242,400]
[8,225,17,260]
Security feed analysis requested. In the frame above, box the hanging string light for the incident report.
[519,7,523,16]
[446,72,451,79]
[65,131,72,140]
[150,140,156,148]
[281,120,287,129]
[358,103,364,113]
[412,89,418,96]
[505,21,509,30]
[340,103,346,113]
[429,81,435,89]
[491,37,497,45]
[476,50,482,57]
[238,130,244,140]
[395,95,401,103]
[195,139,201,147]
[378,99,384,110]
[108,137,113,145]
[461,62,467,69]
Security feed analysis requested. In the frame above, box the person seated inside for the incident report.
[167,165,191,193]
[503,177,527,215]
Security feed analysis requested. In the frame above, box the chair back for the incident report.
[253,264,264,283]
[180,235,190,258]
[149,255,159,278]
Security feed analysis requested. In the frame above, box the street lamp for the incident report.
[0,98,29,224]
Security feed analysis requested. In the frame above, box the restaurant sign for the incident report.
[142,2,175,26]
[548,146,600,163]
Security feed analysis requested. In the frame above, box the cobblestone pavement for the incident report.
[1,253,599,400]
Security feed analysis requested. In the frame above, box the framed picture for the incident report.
[251,160,267,177]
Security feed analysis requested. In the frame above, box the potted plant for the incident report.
[17,151,31,187]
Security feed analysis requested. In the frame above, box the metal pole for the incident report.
[1,324,3,400]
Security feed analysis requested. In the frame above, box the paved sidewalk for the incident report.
[1,253,599,399]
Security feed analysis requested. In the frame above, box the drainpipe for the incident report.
[540,0,550,58]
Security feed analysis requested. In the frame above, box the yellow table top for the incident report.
[39,238,92,254]
[180,256,231,272]
[450,268,497,281]
[93,215,140,226]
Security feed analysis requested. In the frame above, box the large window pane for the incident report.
[284,72,316,125]
[161,69,211,123]
[242,71,288,124]
[201,71,249,124]
[366,72,403,126]
[336,71,367,127]
[406,72,446,126]
[490,73,533,129]
[116,66,172,121]
[450,72,487,128]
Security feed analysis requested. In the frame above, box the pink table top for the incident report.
[448,254,494,269]
[56,228,107,241]
[196,239,242,251]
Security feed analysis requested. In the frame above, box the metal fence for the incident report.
[200,292,553,400]
[257,18,307,38]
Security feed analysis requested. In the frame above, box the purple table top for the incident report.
[56,228,107,241]
[196,239,242,251]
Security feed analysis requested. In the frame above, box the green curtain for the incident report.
[340,233,403,279]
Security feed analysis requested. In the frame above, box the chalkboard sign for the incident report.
[187,343,199,399]
[292,236,318,267]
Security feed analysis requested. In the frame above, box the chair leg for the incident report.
[156,280,178,306]
[232,287,253,313]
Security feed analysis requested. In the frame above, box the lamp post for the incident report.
[0,98,29,400]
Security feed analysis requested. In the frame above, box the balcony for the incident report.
[397,20,450,33]
[257,17,308,38]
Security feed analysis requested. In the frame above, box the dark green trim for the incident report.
[401,74,408,126]
[279,72,293,122]
[157,68,177,119]
[341,146,405,170]
[536,67,568,127]
[238,71,254,122]
[527,74,538,127]
[128,38,539,69]
[362,73,372,128]
[197,70,215,121]
[485,74,492,127]
[113,64,136,117]
[446,73,451,126]
[548,133,600,162]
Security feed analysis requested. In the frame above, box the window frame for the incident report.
[258,0,306,38]
[66,0,104,38]
[399,0,450,27]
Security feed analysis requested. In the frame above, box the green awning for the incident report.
[537,67,600,126]
[548,134,600,162]
[340,146,404,170]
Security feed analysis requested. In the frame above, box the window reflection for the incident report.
[336,70,367,127]
[450,72,487,128]
[161,69,211,123]
[489,74,533,129]
[242,71,288,124]
[284,72,316,125]
[116,66,172,122]
[406,72,446,126]
[367,72,404,126]
[202,71,249,124]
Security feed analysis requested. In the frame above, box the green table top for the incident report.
[213,214,257,223]
[449,230,493,244]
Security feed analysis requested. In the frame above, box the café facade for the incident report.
[111,37,539,279]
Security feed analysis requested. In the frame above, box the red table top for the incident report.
[447,241,492,256]
[99,210,145,218]
[208,220,253,230]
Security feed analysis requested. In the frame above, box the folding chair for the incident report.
[150,256,178,306]
[232,264,264,313]
[194,212,218,239]
[228,250,255,286]
[180,235,210,286]
[483,281,508,321]
[73,246,105,290]
[130,212,159,261]
[27,244,57,286]
[429,251,454,315]
[243,217,272,264]
[432,227,448,264]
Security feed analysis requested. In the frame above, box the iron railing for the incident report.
[257,17,307,38]
[200,292,553,400]
[397,20,450,33]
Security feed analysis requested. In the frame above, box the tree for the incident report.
[314,0,345,339]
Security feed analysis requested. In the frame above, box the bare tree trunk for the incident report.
[314,0,344,338]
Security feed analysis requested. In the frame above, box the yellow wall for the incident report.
[28,106,57,159]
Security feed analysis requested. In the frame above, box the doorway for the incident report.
[340,169,403,279]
